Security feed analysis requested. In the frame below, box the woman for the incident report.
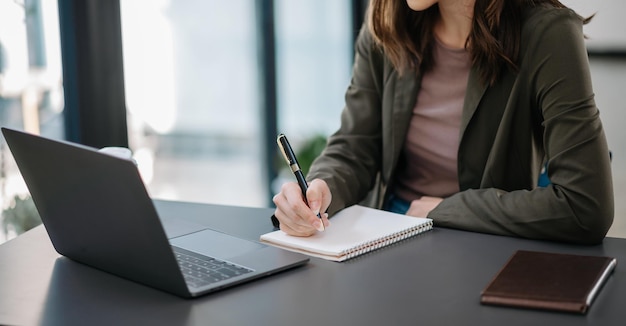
[272,0,614,244]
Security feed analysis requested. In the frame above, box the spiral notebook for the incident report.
[260,205,433,262]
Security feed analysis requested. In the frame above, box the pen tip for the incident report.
[315,219,325,232]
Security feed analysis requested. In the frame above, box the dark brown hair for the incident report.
[367,0,589,85]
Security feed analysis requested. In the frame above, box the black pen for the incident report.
[277,133,325,231]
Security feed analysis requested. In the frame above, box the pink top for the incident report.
[394,38,471,201]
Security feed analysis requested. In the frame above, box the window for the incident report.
[121,0,352,207]
[121,0,265,206]
[275,0,352,144]
[0,0,64,243]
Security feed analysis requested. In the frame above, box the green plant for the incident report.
[294,134,327,176]
[1,194,41,237]
[275,134,327,176]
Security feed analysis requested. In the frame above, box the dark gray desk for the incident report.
[1,200,625,325]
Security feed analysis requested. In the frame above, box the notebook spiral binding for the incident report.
[342,221,433,260]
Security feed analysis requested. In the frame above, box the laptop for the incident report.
[1,127,308,298]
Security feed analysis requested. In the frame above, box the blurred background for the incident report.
[0,0,624,244]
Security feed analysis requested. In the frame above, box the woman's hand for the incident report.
[407,196,443,218]
[272,178,332,236]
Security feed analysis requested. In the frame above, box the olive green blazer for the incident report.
[307,6,613,244]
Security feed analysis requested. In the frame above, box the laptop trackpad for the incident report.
[169,229,265,261]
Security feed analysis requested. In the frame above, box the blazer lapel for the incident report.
[460,67,488,138]
[382,67,488,185]
[383,71,419,183]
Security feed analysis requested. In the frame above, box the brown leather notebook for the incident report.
[480,250,617,314]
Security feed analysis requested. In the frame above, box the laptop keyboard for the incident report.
[173,246,254,289]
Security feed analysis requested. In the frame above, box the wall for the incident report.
[563,0,626,52]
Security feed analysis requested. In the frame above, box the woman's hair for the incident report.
[367,0,589,85]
